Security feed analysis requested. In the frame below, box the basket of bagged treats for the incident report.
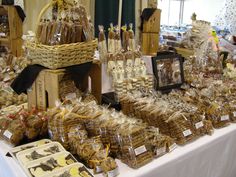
[25,0,97,69]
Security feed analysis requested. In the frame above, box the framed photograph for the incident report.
[152,52,184,91]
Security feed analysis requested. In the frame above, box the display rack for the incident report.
[0,5,22,56]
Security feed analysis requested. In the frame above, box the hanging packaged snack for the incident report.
[113,53,125,85]
[98,25,108,62]
[128,23,136,51]
[1,119,25,146]
[187,111,214,136]
[108,24,116,53]
[122,25,129,51]
[101,157,119,177]
[76,136,104,167]
[114,26,122,53]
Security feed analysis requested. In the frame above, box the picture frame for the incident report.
[152,51,184,91]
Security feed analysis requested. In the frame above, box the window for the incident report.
[159,0,225,26]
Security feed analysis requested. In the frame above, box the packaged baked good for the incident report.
[2,119,25,146]
[128,23,136,51]
[108,24,115,53]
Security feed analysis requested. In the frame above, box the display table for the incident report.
[1,124,236,177]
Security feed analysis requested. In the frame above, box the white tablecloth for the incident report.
[1,124,236,177]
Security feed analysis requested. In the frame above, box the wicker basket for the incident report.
[25,1,97,69]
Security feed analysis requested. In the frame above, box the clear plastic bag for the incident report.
[98,25,108,62]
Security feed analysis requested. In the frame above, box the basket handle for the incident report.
[36,1,54,29]
[36,0,74,26]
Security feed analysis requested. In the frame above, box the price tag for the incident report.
[65,93,77,100]
[95,166,103,173]
[106,168,119,177]
[169,143,177,152]
[221,115,229,121]
[3,130,12,139]
[156,147,166,156]
[195,121,204,129]
[233,112,236,117]
[134,145,147,156]
[183,129,192,137]
[48,130,53,139]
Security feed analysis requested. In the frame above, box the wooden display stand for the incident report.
[175,47,194,58]
[141,9,161,56]
[0,5,23,56]
[28,62,102,110]
[142,33,159,56]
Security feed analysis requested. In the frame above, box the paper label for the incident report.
[183,129,192,137]
[195,121,204,129]
[0,33,6,37]
[233,112,236,117]
[95,166,103,173]
[48,130,53,139]
[65,93,77,100]
[221,115,229,121]
[169,143,177,152]
[3,130,12,139]
[106,168,119,177]
[156,147,166,156]
[134,145,147,156]
[126,59,133,67]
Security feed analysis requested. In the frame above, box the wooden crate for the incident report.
[142,32,159,56]
[28,63,102,110]
[142,9,161,33]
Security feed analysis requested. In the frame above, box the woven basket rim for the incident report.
[25,39,98,48]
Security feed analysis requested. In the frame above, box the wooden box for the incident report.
[28,63,102,110]
[142,9,161,33]
[142,32,159,56]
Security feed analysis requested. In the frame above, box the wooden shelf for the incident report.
[0,5,22,56]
